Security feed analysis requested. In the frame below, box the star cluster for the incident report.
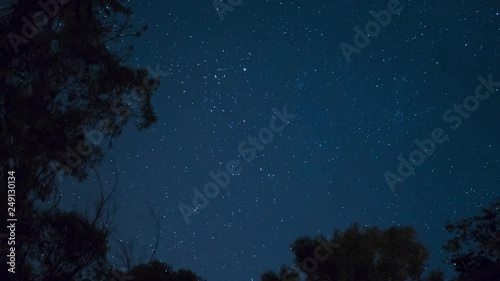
[63,0,500,280]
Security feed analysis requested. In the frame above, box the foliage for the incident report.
[443,199,500,279]
[125,260,206,281]
[422,270,445,281]
[19,209,109,281]
[263,223,432,281]
[0,0,162,211]
[0,1,166,280]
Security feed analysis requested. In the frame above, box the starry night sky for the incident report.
[61,0,500,280]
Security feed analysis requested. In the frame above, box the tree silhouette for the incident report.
[0,1,170,280]
[421,270,445,281]
[443,199,500,280]
[0,168,119,281]
[122,260,206,281]
[261,266,300,281]
[0,0,164,215]
[17,209,109,281]
[262,223,436,281]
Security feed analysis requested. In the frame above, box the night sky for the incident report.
[60,0,500,280]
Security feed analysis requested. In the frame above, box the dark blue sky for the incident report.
[63,0,500,280]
